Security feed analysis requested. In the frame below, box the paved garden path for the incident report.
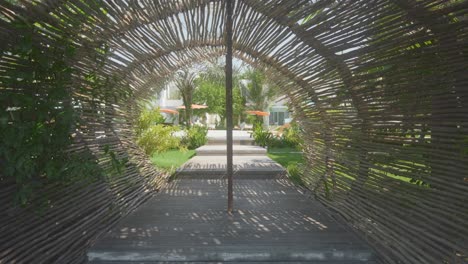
[176,130,285,178]
[87,131,376,263]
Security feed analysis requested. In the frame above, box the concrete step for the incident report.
[175,169,285,179]
[88,248,376,263]
[205,130,254,146]
[206,138,254,146]
[91,261,378,264]
[196,145,266,156]
[176,155,285,179]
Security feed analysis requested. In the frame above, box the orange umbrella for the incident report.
[246,110,269,116]
[176,104,208,109]
[160,108,179,114]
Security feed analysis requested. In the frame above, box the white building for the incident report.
[268,96,292,126]
[152,82,182,125]
[154,83,291,128]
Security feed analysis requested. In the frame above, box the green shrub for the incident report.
[135,107,165,136]
[182,125,208,149]
[268,136,289,148]
[0,21,117,206]
[251,123,272,147]
[282,123,303,149]
[137,124,182,154]
[287,163,305,186]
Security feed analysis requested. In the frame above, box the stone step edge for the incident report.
[207,139,254,144]
[88,249,375,263]
[196,150,267,154]
[174,169,286,178]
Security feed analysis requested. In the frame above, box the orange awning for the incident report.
[160,108,179,114]
[246,110,269,116]
[176,104,208,110]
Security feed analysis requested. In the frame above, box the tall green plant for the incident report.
[174,69,197,127]
[135,107,165,136]
[251,123,272,147]
[0,20,104,206]
[283,122,303,149]
[136,125,182,155]
[181,125,208,149]
[193,59,245,126]
[240,68,278,114]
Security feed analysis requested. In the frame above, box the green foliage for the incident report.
[282,123,303,149]
[268,136,290,148]
[240,68,278,112]
[251,123,272,147]
[267,147,305,186]
[136,124,182,155]
[181,125,208,149]
[267,148,303,167]
[173,69,198,127]
[135,107,165,136]
[246,114,258,124]
[193,79,225,116]
[193,62,245,125]
[103,145,128,176]
[0,20,105,206]
[256,122,304,149]
[287,163,305,186]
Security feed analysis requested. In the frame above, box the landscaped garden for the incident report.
[250,121,305,186]
[135,107,207,173]
[134,60,296,175]
[151,149,196,172]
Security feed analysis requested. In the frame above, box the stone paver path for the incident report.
[88,178,375,263]
[87,130,375,263]
[177,130,285,178]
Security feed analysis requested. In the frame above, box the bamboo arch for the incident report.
[0,0,467,263]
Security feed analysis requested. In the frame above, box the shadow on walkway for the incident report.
[88,177,376,263]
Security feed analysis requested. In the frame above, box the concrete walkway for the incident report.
[87,131,375,263]
[177,130,285,178]
[88,179,375,263]
[176,155,285,179]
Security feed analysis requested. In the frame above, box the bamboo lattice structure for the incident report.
[0,0,467,263]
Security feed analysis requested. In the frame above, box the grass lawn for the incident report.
[267,147,303,167]
[151,149,196,171]
[267,147,305,186]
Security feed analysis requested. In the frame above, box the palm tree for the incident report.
[193,59,246,127]
[174,68,198,127]
[240,68,278,122]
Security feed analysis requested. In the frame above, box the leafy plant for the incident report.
[173,69,198,127]
[136,125,182,155]
[193,59,245,125]
[282,123,303,149]
[268,136,290,148]
[182,125,208,149]
[266,122,303,149]
[0,20,104,206]
[103,145,128,176]
[251,123,272,147]
[135,107,165,136]
[287,163,305,186]
[240,68,279,124]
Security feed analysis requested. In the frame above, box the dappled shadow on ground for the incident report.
[180,157,283,171]
[88,179,373,262]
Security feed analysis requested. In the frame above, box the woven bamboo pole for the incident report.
[225,0,234,214]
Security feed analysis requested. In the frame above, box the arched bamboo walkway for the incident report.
[0,1,467,263]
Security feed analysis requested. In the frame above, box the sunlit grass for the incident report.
[267,147,304,186]
[151,149,196,172]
